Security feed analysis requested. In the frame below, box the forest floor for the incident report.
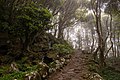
[48,50,94,80]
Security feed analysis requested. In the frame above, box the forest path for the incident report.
[48,50,91,80]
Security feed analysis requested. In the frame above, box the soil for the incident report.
[48,50,91,80]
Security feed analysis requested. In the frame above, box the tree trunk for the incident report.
[58,26,64,39]
[92,0,106,67]
[22,26,30,52]
[58,19,64,39]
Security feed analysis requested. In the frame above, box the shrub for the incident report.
[52,44,73,56]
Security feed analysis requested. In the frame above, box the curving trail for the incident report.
[48,50,91,80]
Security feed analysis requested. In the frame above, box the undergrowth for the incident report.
[99,67,120,80]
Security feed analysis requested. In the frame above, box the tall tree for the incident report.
[91,0,107,67]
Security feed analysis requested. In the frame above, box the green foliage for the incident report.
[99,67,120,80]
[0,1,74,80]
[0,66,9,76]
[52,44,73,56]
[0,0,52,37]
[26,65,38,72]
[0,71,26,80]
[14,2,52,37]
[0,1,52,52]
[0,64,40,80]
[0,1,10,31]
[0,65,25,80]
[1,71,25,80]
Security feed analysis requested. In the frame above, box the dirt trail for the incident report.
[48,50,91,80]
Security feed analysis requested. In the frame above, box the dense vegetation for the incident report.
[0,0,120,80]
[0,0,73,80]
